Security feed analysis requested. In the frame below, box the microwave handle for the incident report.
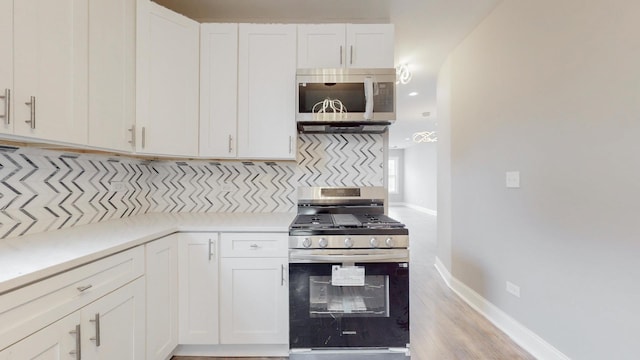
[363,76,374,120]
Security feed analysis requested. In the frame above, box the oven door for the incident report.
[289,257,409,350]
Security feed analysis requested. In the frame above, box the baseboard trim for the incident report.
[173,344,288,357]
[433,257,570,360]
[434,256,452,288]
[392,202,437,216]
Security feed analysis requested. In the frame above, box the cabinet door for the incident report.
[13,0,88,144]
[145,235,178,360]
[220,257,288,344]
[88,0,136,152]
[178,233,219,344]
[346,24,395,68]
[0,0,12,134]
[297,24,346,68]
[238,24,297,160]
[137,0,199,156]
[81,278,145,360]
[200,23,238,158]
[4,312,80,360]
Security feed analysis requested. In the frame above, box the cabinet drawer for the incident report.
[220,232,288,258]
[0,246,144,351]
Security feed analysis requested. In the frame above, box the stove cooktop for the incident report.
[289,213,408,236]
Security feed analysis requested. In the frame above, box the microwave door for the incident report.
[363,77,374,120]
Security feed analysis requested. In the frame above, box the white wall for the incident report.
[441,1,640,359]
[436,57,452,270]
[403,143,437,212]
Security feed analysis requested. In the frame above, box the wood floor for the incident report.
[172,207,534,360]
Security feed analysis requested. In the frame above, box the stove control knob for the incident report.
[344,237,354,248]
[318,238,328,248]
[385,237,395,248]
[302,237,312,248]
[370,237,379,248]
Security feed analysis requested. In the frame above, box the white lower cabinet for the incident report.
[81,278,146,359]
[219,232,289,345]
[178,233,219,344]
[2,277,145,360]
[176,231,288,349]
[2,312,80,360]
[220,257,289,344]
[146,235,179,360]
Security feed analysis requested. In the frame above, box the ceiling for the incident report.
[152,0,502,149]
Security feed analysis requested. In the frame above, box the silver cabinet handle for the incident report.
[69,324,81,359]
[76,284,93,292]
[141,126,146,149]
[281,264,286,286]
[228,134,233,153]
[339,45,343,65]
[250,243,260,249]
[25,96,36,129]
[289,136,293,154]
[350,45,354,65]
[0,88,10,124]
[127,125,136,147]
[89,313,101,347]
[208,238,215,261]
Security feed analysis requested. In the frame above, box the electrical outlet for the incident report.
[110,181,127,192]
[506,281,521,298]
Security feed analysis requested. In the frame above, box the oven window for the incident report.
[309,275,389,318]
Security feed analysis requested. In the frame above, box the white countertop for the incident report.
[0,212,295,294]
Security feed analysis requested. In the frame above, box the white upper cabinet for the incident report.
[88,0,136,152]
[297,24,395,69]
[297,24,346,68]
[0,0,12,135]
[200,23,238,158]
[12,0,88,144]
[237,24,297,160]
[346,24,395,68]
[137,0,199,157]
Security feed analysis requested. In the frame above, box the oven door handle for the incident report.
[289,251,408,263]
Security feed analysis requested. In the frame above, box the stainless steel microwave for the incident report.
[296,68,396,133]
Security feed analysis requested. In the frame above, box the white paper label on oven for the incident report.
[331,265,365,286]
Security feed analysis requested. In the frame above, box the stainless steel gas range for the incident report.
[288,186,410,360]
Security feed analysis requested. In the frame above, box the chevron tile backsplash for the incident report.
[297,134,384,187]
[0,133,385,239]
[150,160,297,214]
[0,146,154,239]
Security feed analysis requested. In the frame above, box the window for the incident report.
[388,157,399,194]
